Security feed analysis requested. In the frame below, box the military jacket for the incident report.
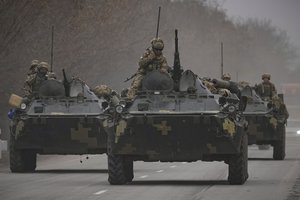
[138,48,169,74]
[255,82,277,99]
[24,73,48,97]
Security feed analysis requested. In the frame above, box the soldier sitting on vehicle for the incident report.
[28,59,39,75]
[255,73,277,100]
[271,95,289,120]
[93,84,120,106]
[127,38,171,99]
[23,60,39,96]
[24,62,49,98]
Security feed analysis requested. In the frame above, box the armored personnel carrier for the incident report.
[8,70,109,172]
[106,30,249,185]
[240,84,287,160]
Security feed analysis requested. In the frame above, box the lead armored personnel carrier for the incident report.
[240,84,288,160]
[8,70,109,172]
[106,30,249,185]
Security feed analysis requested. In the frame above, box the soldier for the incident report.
[272,95,289,120]
[23,60,39,96]
[93,84,120,106]
[24,62,49,98]
[28,60,39,75]
[255,73,277,100]
[221,73,231,81]
[127,38,170,99]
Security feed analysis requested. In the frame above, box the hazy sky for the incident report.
[219,0,300,47]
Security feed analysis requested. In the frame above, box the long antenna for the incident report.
[50,26,54,72]
[221,42,223,78]
[155,6,161,38]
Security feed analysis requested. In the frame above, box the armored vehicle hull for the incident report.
[110,113,245,161]
[241,86,287,160]
[9,78,109,172]
[107,69,248,185]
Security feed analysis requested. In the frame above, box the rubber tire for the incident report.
[10,135,37,172]
[228,133,248,185]
[108,153,133,185]
[273,125,286,160]
[124,158,134,182]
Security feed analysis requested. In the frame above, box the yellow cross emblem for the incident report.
[223,118,236,136]
[153,121,172,135]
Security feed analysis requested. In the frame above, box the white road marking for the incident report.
[156,170,164,173]
[170,165,177,168]
[94,190,107,195]
[181,162,187,164]
[139,175,149,179]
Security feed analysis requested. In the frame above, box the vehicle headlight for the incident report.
[228,105,236,113]
[115,105,124,114]
[20,103,27,110]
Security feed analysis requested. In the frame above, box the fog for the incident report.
[0,0,299,138]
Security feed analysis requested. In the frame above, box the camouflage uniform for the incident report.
[23,60,39,96]
[93,85,120,106]
[272,95,289,120]
[127,38,170,99]
[255,73,277,100]
[24,62,49,98]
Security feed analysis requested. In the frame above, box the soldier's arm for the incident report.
[138,49,155,69]
[25,74,36,85]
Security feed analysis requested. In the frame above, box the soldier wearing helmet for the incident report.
[29,59,39,75]
[221,73,231,81]
[255,73,277,100]
[93,84,120,106]
[23,60,40,96]
[127,37,170,99]
[24,61,50,98]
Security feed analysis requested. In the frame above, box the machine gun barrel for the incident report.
[172,29,183,86]
[62,69,70,97]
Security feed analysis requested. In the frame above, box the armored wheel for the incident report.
[124,158,134,182]
[228,133,248,185]
[273,124,286,160]
[107,153,134,185]
[10,133,37,172]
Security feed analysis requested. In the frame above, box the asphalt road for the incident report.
[0,125,300,200]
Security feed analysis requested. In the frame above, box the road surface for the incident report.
[0,124,300,200]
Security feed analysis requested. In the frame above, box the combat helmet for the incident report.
[93,85,112,97]
[38,62,49,71]
[30,60,39,70]
[151,38,164,50]
[222,73,231,81]
[262,73,271,80]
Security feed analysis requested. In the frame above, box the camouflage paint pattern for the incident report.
[11,117,107,154]
[109,114,244,162]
